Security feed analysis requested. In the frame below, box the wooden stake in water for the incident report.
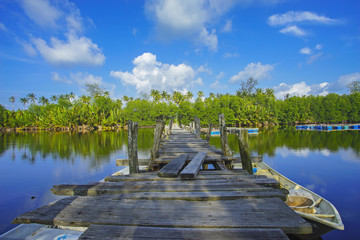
[238,129,253,174]
[206,122,213,142]
[128,120,139,174]
[218,113,232,157]
[169,117,173,135]
[149,120,165,170]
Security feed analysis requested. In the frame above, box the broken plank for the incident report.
[80,225,289,240]
[13,197,312,235]
[180,152,207,180]
[157,154,188,178]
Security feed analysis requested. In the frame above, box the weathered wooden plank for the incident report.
[219,113,232,157]
[180,152,207,180]
[51,182,280,196]
[162,143,211,148]
[149,120,165,169]
[13,197,312,234]
[213,161,227,170]
[206,122,213,142]
[163,147,222,154]
[157,154,188,178]
[194,116,201,138]
[79,225,290,240]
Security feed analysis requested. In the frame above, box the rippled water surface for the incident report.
[1,129,359,239]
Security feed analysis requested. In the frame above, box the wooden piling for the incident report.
[168,117,173,135]
[149,120,165,170]
[127,120,139,174]
[238,129,253,174]
[218,113,232,157]
[206,122,212,142]
[194,117,201,139]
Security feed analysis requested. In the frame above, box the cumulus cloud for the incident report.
[21,0,61,28]
[216,72,225,79]
[210,80,227,89]
[19,0,105,67]
[279,25,307,37]
[268,11,338,26]
[274,81,329,99]
[315,44,322,50]
[110,52,202,93]
[300,47,312,55]
[229,62,275,83]
[196,65,212,74]
[329,72,360,92]
[31,34,105,66]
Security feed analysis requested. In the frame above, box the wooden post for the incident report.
[206,122,212,142]
[127,120,139,174]
[194,117,200,138]
[238,129,253,174]
[148,120,165,170]
[168,117,173,135]
[219,113,232,157]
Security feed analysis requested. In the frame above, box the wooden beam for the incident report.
[149,120,165,170]
[180,152,207,179]
[157,154,188,178]
[80,225,290,240]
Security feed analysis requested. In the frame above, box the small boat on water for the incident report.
[253,161,344,238]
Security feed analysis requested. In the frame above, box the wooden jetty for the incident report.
[13,124,312,239]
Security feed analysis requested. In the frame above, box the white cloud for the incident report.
[279,25,307,37]
[145,0,238,52]
[210,80,227,89]
[315,44,322,50]
[229,62,275,83]
[216,72,225,79]
[21,0,61,28]
[51,72,73,84]
[21,42,37,57]
[110,52,201,93]
[307,52,323,64]
[268,11,338,26]
[223,52,239,58]
[32,33,105,66]
[196,65,212,74]
[274,81,329,98]
[222,19,232,32]
[0,22,7,31]
[329,72,360,92]
[300,47,312,55]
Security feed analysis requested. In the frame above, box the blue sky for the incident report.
[0,0,359,109]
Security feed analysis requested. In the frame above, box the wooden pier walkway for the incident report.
[13,127,312,239]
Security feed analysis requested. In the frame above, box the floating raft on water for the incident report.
[296,124,360,131]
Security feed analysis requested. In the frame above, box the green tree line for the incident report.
[0,81,359,130]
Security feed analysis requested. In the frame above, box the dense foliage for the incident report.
[1,84,359,129]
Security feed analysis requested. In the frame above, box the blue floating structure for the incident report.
[210,131,220,135]
[248,128,259,134]
[334,126,342,130]
[344,126,349,130]
[351,125,360,129]
[324,126,333,131]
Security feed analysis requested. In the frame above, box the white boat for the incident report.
[253,161,344,238]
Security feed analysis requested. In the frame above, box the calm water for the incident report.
[0,129,359,239]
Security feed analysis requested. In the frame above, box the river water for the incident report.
[0,129,359,239]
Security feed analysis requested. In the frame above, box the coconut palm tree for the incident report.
[39,96,49,105]
[19,97,29,108]
[50,95,58,103]
[9,96,15,110]
[150,89,161,102]
[27,93,37,104]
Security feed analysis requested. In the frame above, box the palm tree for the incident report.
[27,93,37,104]
[9,96,15,110]
[19,97,29,108]
[50,95,58,103]
[161,90,169,102]
[39,96,49,105]
[69,92,76,101]
[122,95,129,103]
[171,91,183,105]
[186,91,193,101]
[150,89,161,102]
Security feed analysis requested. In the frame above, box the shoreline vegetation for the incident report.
[1,82,360,132]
